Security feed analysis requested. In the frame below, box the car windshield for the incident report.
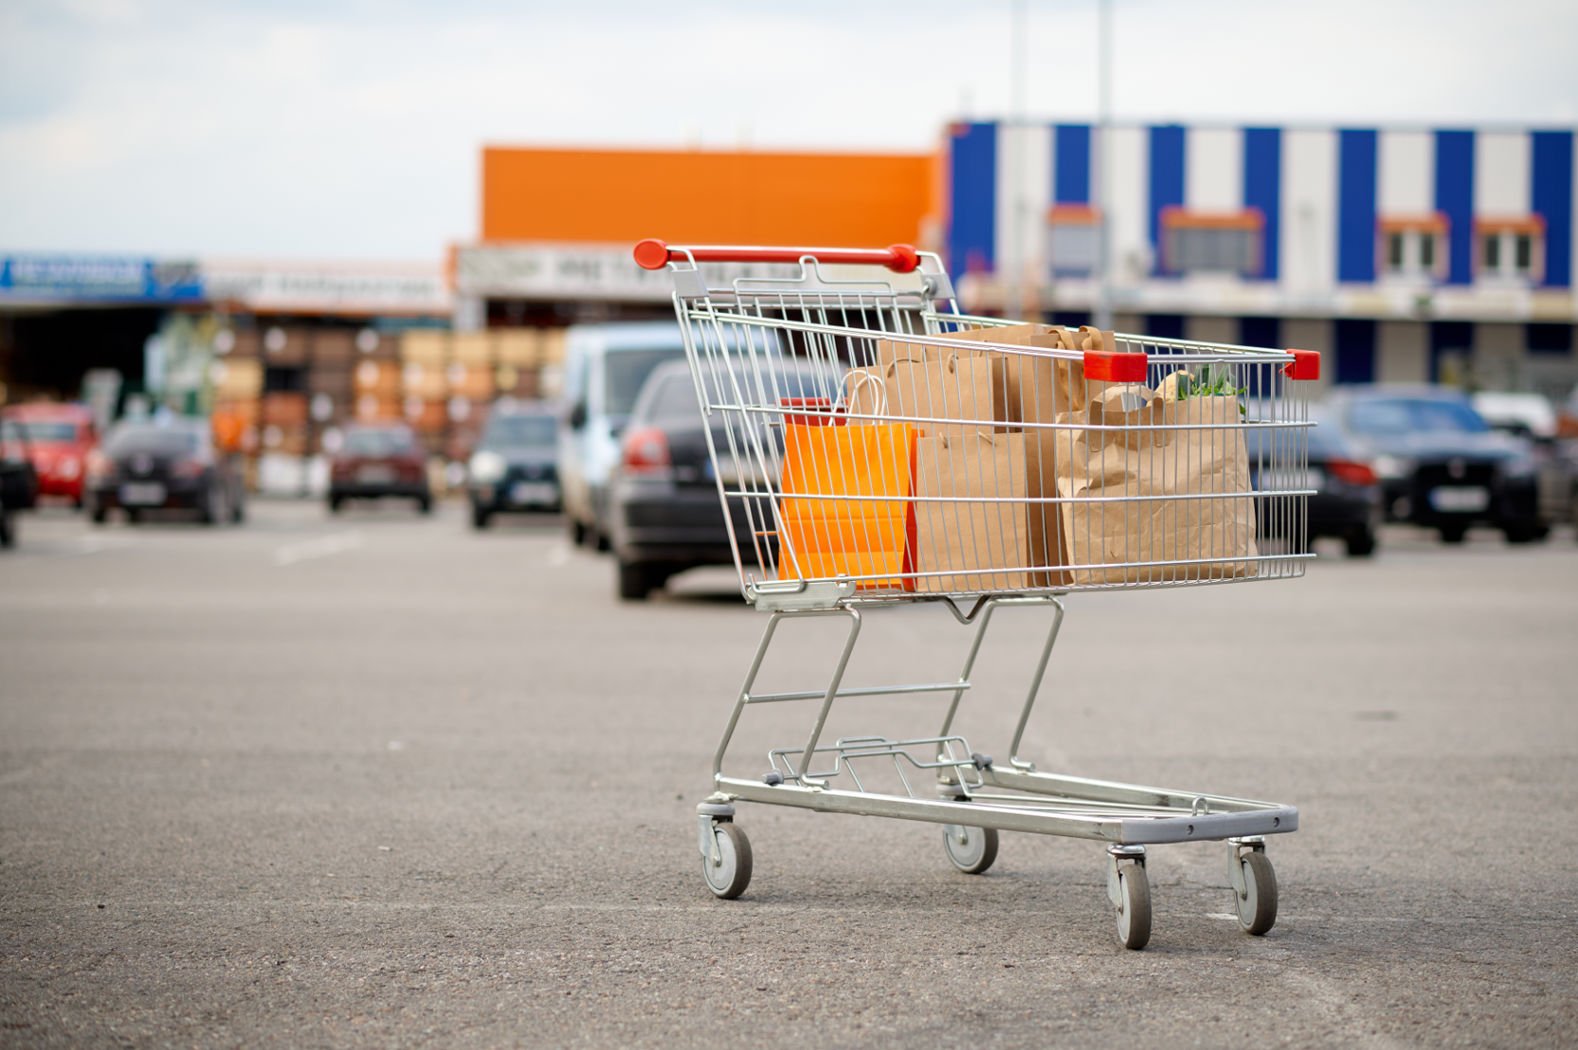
[483,414,556,447]
[12,421,79,442]
[648,362,847,423]
[604,349,685,417]
[343,428,415,455]
[1347,398,1489,436]
[1243,421,1348,460]
[105,425,200,456]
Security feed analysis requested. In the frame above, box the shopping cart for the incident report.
[633,238,1318,949]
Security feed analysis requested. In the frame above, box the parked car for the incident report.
[466,400,561,528]
[0,419,34,549]
[86,418,246,525]
[1320,386,1546,544]
[327,423,431,513]
[610,356,845,600]
[0,402,97,508]
[558,322,690,551]
[0,414,40,514]
[1247,415,1382,557]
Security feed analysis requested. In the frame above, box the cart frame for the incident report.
[638,239,1310,949]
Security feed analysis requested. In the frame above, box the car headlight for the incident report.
[1372,454,1413,481]
[469,450,506,484]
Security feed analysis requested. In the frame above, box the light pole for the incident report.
[1093,0,1114,330]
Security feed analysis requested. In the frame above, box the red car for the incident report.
[327,423,432,513]
[0,402,98,508]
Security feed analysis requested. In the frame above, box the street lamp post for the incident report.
[1093,0,1114,330]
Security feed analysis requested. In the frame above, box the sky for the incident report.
[1,0,1575,263]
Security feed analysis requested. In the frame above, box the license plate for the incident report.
[1429,486,1489,512]
[119,482,166,506]
[510,482,555,504]
[358,466,395,484]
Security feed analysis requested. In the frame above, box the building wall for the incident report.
[945,120,1578,393]
[480,147,937,250]
[948,121,1577,301]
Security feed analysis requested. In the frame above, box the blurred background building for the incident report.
[2,118,1574,485]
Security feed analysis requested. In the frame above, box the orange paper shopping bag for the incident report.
[778,418,917,590]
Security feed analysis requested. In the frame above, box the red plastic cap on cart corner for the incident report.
[1083,350,1148,383]
[1284,349,1321,381]
[634,238,671,271]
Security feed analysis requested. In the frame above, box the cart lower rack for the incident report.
[637,239,1314,949]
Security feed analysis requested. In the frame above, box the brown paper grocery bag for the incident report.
[846,352,1005,436]
[913,429,1033,592]
[940,323,1088,425]
[1054,379,1257,584]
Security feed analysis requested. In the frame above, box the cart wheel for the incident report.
[942,824,998,875]
[1114,865,1152,950]
[1233,850,1278,935]
[701,822,752,900]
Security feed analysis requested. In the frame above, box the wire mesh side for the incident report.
[665,271,1314,601]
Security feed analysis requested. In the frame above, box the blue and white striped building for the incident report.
[943,121,1578,399]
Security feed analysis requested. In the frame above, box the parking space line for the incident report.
[273,531,364,567]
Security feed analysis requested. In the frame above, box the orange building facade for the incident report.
[455,145,941,323]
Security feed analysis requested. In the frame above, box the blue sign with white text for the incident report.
[0,255,205,302]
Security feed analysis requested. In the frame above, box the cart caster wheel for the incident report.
[1232,849,1278,935]
[942,824,998,875]
[1110,862,1152,950]
[701,822,752,900]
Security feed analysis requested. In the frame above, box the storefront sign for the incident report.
[0,255,204,302]
[201,264,450,316]
[454,243,796,301]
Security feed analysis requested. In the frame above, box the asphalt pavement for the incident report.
[2,501,1575,1048]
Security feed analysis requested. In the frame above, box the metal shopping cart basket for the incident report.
[634,238,1320,949]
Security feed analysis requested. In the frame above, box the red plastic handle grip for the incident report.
[1283,348,1321,381]
[634,239,921,273]
[1083,350,1149,383]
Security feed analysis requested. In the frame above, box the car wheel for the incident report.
[0,510,14,549]
[617,559,668,601]
[1345,527,1377,558]
[1503,523,1548,545]
[328,495,344,514]
[1439,524,1469,544]
[471,506,492,530]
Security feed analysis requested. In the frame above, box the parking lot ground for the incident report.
[2,502,1576,1048]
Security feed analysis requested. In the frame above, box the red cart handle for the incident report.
[634,238,921,273]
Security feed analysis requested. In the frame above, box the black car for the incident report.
[1247,415,1383,557]
[610,357,844,600]
[1320,386,1546,544]
[466,400,561,529]
[86,418,246,526]
[327,423,431,514]
[0,417,35,549]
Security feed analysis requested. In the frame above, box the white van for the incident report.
[558,321,689,548]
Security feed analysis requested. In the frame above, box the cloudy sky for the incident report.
[2,0,1575,262]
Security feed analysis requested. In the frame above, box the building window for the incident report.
[1158,208,1263,276]
[1045,204,1101,277]
[1378,215,1447,280]
[1476,217,1545,282]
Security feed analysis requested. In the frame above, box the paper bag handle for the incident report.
[845,371,889,422]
